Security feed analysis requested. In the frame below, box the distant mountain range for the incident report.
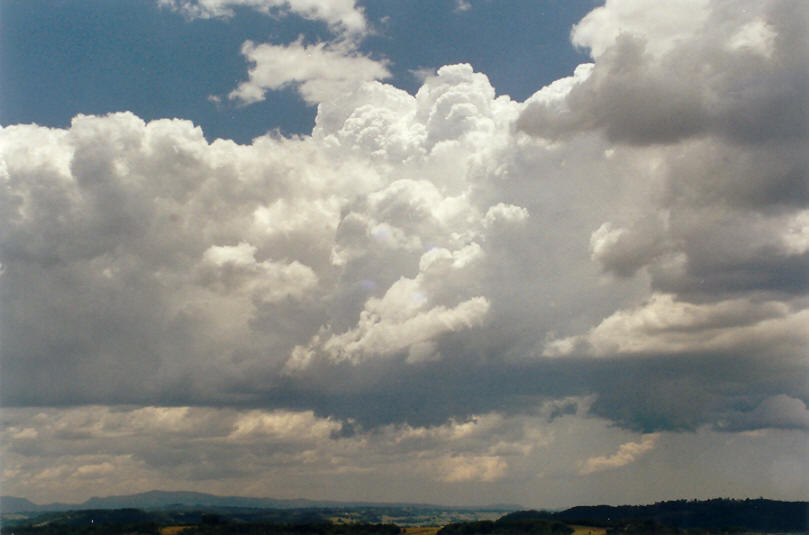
[0,490,520,514]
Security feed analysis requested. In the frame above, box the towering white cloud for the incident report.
[520,0,809,375]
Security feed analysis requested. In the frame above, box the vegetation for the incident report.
[436,499,809,535]
[2,499,807,535]
[181,522,402,535]
[0,518,401,535]
[554,498,809,532]
[438,511,572,535]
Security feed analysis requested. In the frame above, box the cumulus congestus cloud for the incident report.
[2,0,809,504]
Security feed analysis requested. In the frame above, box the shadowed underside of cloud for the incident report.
[2,0,808,447]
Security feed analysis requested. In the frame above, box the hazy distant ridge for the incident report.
[0,496,40,513]
[0,490,520,514]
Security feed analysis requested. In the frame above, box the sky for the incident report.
[1,0,808,509]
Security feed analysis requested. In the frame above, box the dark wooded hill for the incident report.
[552,498,809,532]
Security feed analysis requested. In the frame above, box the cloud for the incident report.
[453,0,472,13]
[74,463,116,479]
[200,241,318,302]
[2,0,808,459]
[321,295,490,364]
[720,395,809,431]
[520,0,809,145]
[159,0,367,36]
[0,405,556,502]
[589,218,670,278]
[570,0,712,60]
[437,454,508,483]
[5,403,809,506]
[544,293,808,358]
[483,203,529,229]
[229,39,390,105]
[164,0,381,107]
[579,433,659,474]
[4,0,809,506]
[286,242,490,370]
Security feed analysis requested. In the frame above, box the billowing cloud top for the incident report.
[2,0,808,506]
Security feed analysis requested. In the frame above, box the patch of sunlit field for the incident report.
[404,526,442,535]
[159,526,191,535]
[569,526,607,535]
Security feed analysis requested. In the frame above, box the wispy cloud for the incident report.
[159,0,367,36]
[579,434,660,475]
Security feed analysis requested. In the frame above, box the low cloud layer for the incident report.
[4,404,808,505]
[2,0,808,505]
